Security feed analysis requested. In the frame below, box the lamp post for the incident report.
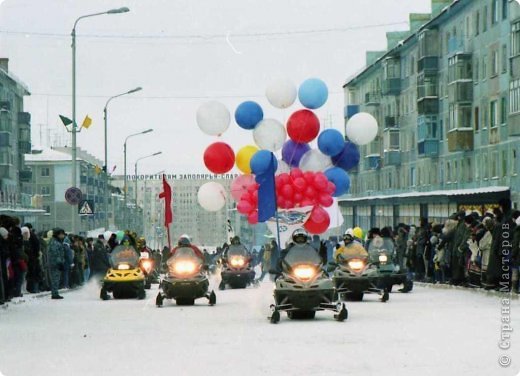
[71,6,129,233]
[123,129,153,226]
[134,152,162,207]
[103,86,142,230]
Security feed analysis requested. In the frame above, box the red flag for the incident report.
[159,175,173,226]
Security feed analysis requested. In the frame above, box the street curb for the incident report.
[1,288,77,309]
[415,282,519,300]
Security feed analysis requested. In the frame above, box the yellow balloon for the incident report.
[236,145,259,174]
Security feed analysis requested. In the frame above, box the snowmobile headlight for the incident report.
[293,265,316,281]
[117,263,130,270]
[229,256,246,268]
[141,259,153,274]
[347,259,365,272]
[379,254,388,264]
[173,260,197,275]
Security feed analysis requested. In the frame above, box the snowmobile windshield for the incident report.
[167,247,203,276]
[110,245,140,268]
[227,244,249,257]
[283,244,322,269]
[367,238,392,263]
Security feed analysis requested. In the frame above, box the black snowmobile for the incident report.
[156,246,216,307]
[219,244,256,290]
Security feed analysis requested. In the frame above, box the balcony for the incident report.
[19,169,32,182]
[447,128,473,152]
[17,112,30,124]
[364,154,381,170]
[418,139,439,157]
[418,57,439,73]
[18,141,31,154]
[384,116,397,129]
[0,101,11,111]
[344,105,360,119]
[364,92,381,106]
[448,81,472,103]
[509,113,520,136]
[417,98,439,115]
[384,150,401,166]
[382,78,401,95]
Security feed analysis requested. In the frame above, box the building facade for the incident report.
[24,147,111,233]
[0,57,45,222]
[342,0,519,229]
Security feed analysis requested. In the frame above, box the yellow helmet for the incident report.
[352,227,363,239]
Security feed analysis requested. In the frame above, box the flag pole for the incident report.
[166,223,171,250]
[271,152,282,249]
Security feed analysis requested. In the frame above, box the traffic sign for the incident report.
[65,187,83,205]
[78,200,94,215]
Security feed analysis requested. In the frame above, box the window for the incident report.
[483,104,489,129]
[483,154,489,179]
[501,97,507,124]
[483,6,488,32]
[491,151,498,178]
[43,205,51,214]
[466,158,473,182]
[446,162,451,183]
[475,155,481,180]
[475,11,480,36]
[492,0,499,25]
[40,186,50,195]
[491,50,499,76]
[512,22,520,56]
[502,45,508,73]
[509,79,520,114]
[502,150,507,177]
[41,167,50,177]
[482,55,487,79]
[512,149,518,176]
[490,100,498,127]
[503,0,508,20]
[474,106,480,131]
[474,58,479,82]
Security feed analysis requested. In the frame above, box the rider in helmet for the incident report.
[170,234,204,261]
[334,229,368,262]
[277,228,312,273]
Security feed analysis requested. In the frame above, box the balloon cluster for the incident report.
[195,77,378,233]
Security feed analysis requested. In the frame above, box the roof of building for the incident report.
[0,67,30,96]
[339,186,510,202]
[25,147,102,166]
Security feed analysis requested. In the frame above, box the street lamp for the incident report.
[134,151,162,206]
[71,6,129,233]
[123,128,153,225]
[103,86,142,230]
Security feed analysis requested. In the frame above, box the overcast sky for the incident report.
[0,0,430,175]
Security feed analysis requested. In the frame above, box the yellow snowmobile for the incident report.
[100,244,146,300]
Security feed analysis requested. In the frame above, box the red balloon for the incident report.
[304,210,330,234]
[301,199,314,207]
[285,200,295,209]
[294,192,304,203]
[241,192,253,203]
[248,211,259,224]
[287,109,320,143]
[251,190,258,205]
[303,171,315,184]
[326,182,336,195]
[247,184,257,193]
[281,184,294,199]
[292,177,305,192]
[305,186,317,199]
[318,193,333,208]
[314,174,328,191]
[237,200,253,214]
[309,205,328,223]
[277,173,290,186]
[277,197,285,207]
[203,142,235,174]
[290,168,304,179]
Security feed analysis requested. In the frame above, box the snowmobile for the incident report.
[268,243,348,324]
[367,237,413,293]
[156,246,216,307]
[139,252,159,289]
[331,250,389,302]
[100,245,146,300]
[219,244,256,290]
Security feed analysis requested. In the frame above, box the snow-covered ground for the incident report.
[1,278,519,376]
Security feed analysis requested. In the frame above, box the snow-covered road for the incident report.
[1,279,519,376]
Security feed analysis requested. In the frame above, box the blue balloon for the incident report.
[235,101,264,130]
[324,167,350,197]
[250,150,277,175]
[298,78,328,109]
[332,142,360,171]
[318,129,345,157]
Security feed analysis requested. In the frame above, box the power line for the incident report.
[0,21,408,41]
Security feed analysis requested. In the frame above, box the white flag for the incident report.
[325,198,344,229]
[266,206,313,248]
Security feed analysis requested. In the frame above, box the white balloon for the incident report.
[197,182,227,212]
[196,101,230,136]
[276,159,291,174]
[103,231,112,241]
[299,149,333,172]
[265,78,297,109]
[253,119,286,152]
[346,112,379,145]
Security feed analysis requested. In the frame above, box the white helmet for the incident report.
[344,228,354,237]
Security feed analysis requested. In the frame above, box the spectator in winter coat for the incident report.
[511,211,520,294]
[450,212,471,285]
[10,226,28,298]
[0,227,8,304]
[414,218,430,281]
[23,224,42,293]
[90,236,111,279]
[476,217,494,285]
[395,227,407,271]
[48,228,66,299]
